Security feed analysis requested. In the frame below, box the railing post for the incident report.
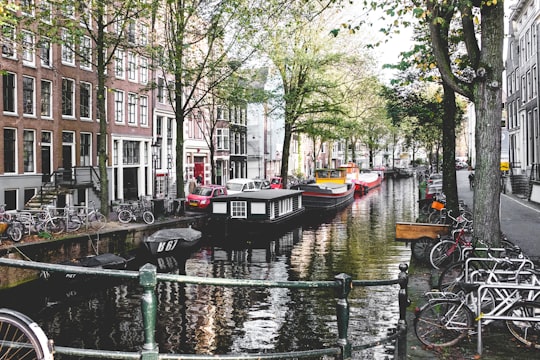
[139,263,159,360]
[334,273,352,360]
[396,263,410,360]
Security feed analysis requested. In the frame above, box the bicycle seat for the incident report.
[456,281,480,293]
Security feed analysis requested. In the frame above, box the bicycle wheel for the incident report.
[46,218,65,235]
[67,215,82,232]
[505,301,540,349]
[117,210,133,224]
[429,240,461,270]
[6,226,22,242]
[414,299,474,347]
[89,212,107,230]
[142,211,155,225]
[0,308,53,359]
[411,237,434,262]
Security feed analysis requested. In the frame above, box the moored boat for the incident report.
[41,253,131,284]
[337,163,383,195]
[208,189,305,237]
[291,168,355,211]
[143,227,203,256]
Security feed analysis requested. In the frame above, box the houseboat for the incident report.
[290,168,355,211]
[338,163,383,195]
[207,189,305,238]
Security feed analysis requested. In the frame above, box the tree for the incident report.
[262,3,345,187]
[364,0,504,242]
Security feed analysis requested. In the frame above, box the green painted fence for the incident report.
[0,258,409,360]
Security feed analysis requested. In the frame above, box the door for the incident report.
[123,168,138,200]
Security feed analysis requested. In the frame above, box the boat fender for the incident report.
[364,185,369,194]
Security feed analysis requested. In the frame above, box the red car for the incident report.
[270,177,283,189]
[186,185,227,211]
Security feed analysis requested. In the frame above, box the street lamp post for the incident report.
[151,137,162,198]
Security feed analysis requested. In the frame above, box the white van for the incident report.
[226,178,258,194]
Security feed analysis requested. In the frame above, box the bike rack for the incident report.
[476,283,540,355]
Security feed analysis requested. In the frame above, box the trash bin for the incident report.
[151,199,165,219]
[173,198,185,215]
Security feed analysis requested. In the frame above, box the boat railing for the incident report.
[0,258,410,360]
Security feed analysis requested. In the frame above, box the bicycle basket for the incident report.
[431,201,445,210]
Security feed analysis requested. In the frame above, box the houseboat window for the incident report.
[279,198,293,216]
[251,202,266,215]
[231,201,247,218]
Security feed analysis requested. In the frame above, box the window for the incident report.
[231,201,247,218]
[128,52,136,81]
[2,25,15,58]
[62,78,75,117]
[21,0,35,16]
[41,80,52,117]
[80,133,91,166]
[127,21,136,44]
[80,36,92,70]
[40,38,51,67]
[39,0,52,23]
[216,128,229,150]
[156,116,163,137]
[115,49,125,78]
[140,56,148,84]
[139,23,148,46]
[22,76,35,115]
[157,78,165,103]
[22,31,35,66]
[61,29,74,65]
[62,3,75,18]
[80,82,91,119]
[3,72,16,113]
[128,93,136,124]
[23,130,35,173]
[123,141,140,164]
[139,95,148,126]
[4,129,16,173]
[115,90,124,123]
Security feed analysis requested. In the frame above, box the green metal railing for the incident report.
[0,258,409,360]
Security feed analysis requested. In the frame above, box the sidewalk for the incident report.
[405,170,540,359]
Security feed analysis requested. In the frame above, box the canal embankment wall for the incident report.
[0,213,208,289]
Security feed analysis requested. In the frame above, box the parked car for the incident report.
[186,185,227,211]
[269,177,283,189]
[253,179,271,190]
[226,178,258,194]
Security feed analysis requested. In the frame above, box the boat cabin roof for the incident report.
[216,189,302,201]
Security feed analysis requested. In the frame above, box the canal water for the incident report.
[0,177,418,359]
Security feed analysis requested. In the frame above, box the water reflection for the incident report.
[0,177,417,359]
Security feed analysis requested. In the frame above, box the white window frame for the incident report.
[139,95,148,126]
[80,81,92,120]
[23,129,36,173]
[22,31,35,66]
[41,79,52,118]
[115,49,125,79]
[80,36,92,70]
[40,38,52,67]
[140,56,148,84]
[22,76,35,116]
[2,25,16,59]
[80,132,92,166]
[231,201,247,218]
[62,77,75,118]
[128,93,137,125]
[61,29,75,66]
[2,72,17,114]
[128,52,136,81]
[114,90,125,123]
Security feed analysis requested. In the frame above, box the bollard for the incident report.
[139,263,159,360]
[334,273,352,360]
[396,263,410,360]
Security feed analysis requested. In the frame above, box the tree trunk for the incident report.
[280,122,292,188]
[441,83,459,219]
[472,3,504,246]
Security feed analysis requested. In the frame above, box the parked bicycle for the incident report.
[78,201,107,230]
[0,308,53,359]
[117,201,154,225]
